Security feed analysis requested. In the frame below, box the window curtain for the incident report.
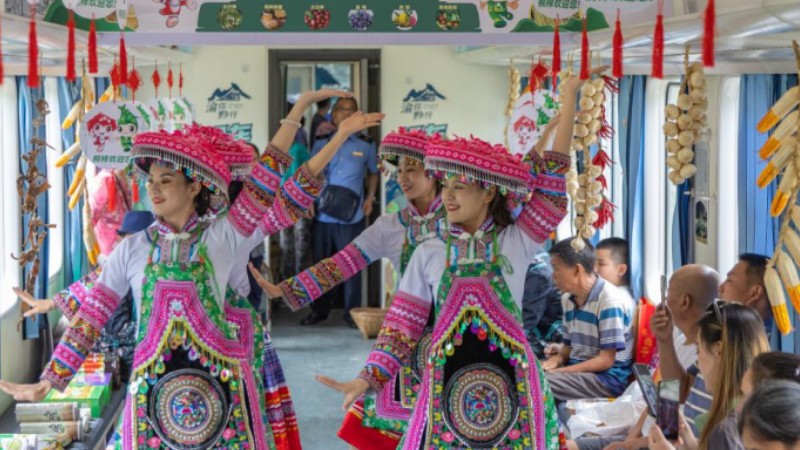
[57,77,89,286]
[675,176,692,268]
[17,77,50,340]
[738,74,799,352]
[617,76,647,300]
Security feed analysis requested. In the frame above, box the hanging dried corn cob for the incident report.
[665,45,708,185]
[757,40,800,335]
[82,184,100,266]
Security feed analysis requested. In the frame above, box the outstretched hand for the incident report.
[0,379,52,402]
[15,287,54,318]
[247,263,283,299]
[561,65,610,96]
[297,90,354,109]
[336,112,385,138]
[316,375,369,411]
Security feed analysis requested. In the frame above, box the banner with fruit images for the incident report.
[21,0,668,34]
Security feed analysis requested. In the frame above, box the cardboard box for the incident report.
[44,383,107,419]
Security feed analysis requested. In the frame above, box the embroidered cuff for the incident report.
[52,290,80,321]
[261,143,294,175]
[41,368,70,392]
[280,277,311,312]
[229,181,273,236]
[359,363,393,392]
[282,163,323,212]
[517,194,568,243]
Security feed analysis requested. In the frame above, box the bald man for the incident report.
[570,265,720,450]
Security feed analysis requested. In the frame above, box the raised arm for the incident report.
[278,214,394,311]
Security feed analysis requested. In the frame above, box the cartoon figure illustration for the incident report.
[117,105,139,152]
[512,114,537,151]
[87,113,117,153]
[481,0,519,28]
[135,103,153,130]
[172,101,187,130]
[155,0,198,28]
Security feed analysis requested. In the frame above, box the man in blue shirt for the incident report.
[302,97,379,328]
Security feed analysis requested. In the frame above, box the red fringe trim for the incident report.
[580,18,589,80]
[28,13,39,88]
[88,16,98,74]
[612,10,623,78]
[66,10,76,81]
[703,0,715,67]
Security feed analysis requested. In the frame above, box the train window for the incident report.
[717,76,741,274]
[643,77,680,301]
[664,82,681,274]
[1,80,21,315]
[44,79,65,291]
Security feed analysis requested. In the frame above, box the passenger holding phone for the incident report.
[648,302,769,450]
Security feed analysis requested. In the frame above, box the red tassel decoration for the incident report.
[66,10,76,81]
[28,9,39,88]
[110,57,122,89]
[106,176,117,212]
[127,57,142,101]
[179,64,184,97]
[580,17,589,80]
[88,15,98,74]
[152,63,161,97]
[552,18,561,90]
[131,178,140,204]
[651,0,664,78]
[703,0,715,67]
[167,63,174,97]
[119,34,128,85]
[530,57,549,91]
[612,9,623,78]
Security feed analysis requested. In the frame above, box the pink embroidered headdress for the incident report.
[181,124,255,181]
[131,129,232,216]
[424,136,532,203]
[378,128,435,175]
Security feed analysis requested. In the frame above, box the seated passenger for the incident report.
[522,251,565,359]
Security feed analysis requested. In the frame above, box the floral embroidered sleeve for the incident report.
[51,268,102,321]
[227,144,294,237]
[279,215,395,311]
[358,249,432,392]
[256,163,323,237]
[41,240,130,391]
[516,151,570,243]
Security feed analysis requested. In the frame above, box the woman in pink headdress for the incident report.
[0,89,384,450]
[322,68,607,449]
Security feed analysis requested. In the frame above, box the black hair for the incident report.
[316,98,331,110]
[228,181,244,204]
[739,253,769,285]
[549,238,596,274]
[597,237,629,266]
[750,352,800,386]
[488,190,513,229]
[738,380,800,445]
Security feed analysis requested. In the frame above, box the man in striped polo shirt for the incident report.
[543,238,635,401]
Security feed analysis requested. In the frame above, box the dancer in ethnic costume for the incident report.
[0,90,384,450]
[252,128,444,450]
[323,69,603,449]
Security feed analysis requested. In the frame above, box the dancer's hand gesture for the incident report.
[248,263,283,299]
[316,375,369,411]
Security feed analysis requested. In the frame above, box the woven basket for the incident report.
[350,307,388,339]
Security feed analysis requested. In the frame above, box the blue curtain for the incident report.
[675,175,692,269]
[738,74,800,352]
[58,77,90,285]
[618,76,647,300]
[16,77,50,340]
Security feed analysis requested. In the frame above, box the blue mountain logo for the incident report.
[208,83,252,102]
[403,84,446,103]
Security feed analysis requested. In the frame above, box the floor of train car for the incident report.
[270,305,373,449]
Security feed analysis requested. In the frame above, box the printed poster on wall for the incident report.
[80,101,150,169]
[18,0,668,37]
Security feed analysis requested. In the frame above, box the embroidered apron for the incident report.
[402,229,561,450]
[117,234,275,450]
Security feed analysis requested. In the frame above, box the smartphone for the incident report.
[633,363,658,417]
[658,274,667,309]
[657,379,681,440]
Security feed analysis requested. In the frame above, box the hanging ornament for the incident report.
[28,4,39,88]
[106,176,117,212]
[66,8,76,81]
[127,56,142,101]
[551,17,561,91]
[117,0,129,85]
[652,0,665,79]
[179,64,184,97]
[529,56,549,91]
[167,62,174,97]
[152,62,162,97]
[110,56,123,90]
[612,9,623,78]
[88,14,98,74]
[579,17,589,80]
[703,0,715,67]
[131,175,140,204]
